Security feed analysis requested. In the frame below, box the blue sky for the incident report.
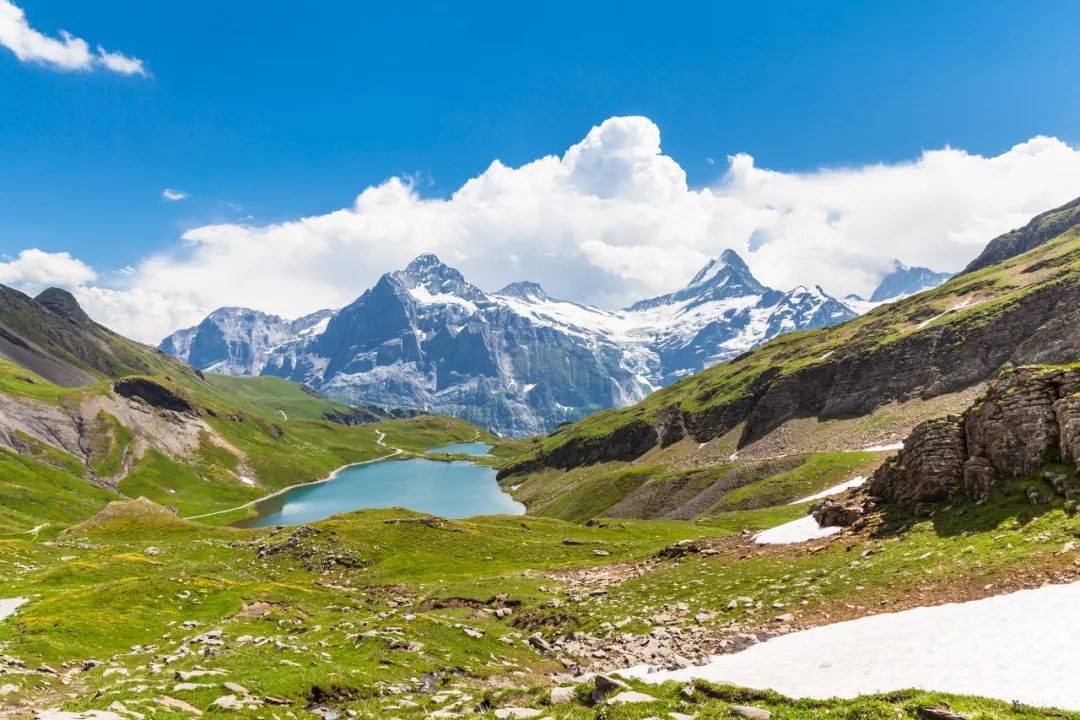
[4,1,1080,341]
[4,1,1080,270]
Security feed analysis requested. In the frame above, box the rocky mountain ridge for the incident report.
[161,251,942,436]
[0,285,157,387]
[963,195,1080,274]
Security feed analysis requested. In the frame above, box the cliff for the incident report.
[870,365,1080,513]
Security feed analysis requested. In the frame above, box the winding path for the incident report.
[183,427,402,521]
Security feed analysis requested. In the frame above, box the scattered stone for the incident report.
[590,674,630,703]
[917,709,971,720]
[607,690,658,705]
[154,696,203,716]
[223,681,249,695]
[729,706,771,719]
[494,709,543,719]
[550,686,575,705]
[527,634,552,654]
[175,670,225,681]
[211,695,245,711]
[593,549,610,557]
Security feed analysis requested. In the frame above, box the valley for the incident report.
[2,198,1080,719]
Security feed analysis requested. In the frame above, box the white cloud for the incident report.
[0,249,97,296]
[162,188,188,201]
[22,116,1080,344]
[0,0,147,76]
[95,45,146,76]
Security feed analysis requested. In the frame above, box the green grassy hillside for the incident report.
[2,463,1079,719]
[0,353,490,530]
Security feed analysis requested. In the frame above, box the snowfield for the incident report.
[631,580,1080,710]
[0,598,26,622]
[788,475,867,505]
[752,515,841,544]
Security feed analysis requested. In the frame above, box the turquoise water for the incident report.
[427,442,493,456]
[236,457,523,527]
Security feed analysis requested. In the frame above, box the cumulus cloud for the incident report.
[22,116,1080,344]
[162,188,188,201]
[0,0,147,75]
[0,249,97,296]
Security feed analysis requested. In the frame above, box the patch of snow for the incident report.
[843,296,889,315]
[860,442,904,453]
[238,476,256,487]
[632,580,1080,711]
[408,285,479,313]
[753,515,841,545]
[0,598,26,622]
[789,476,866,505]
[915,297,982,329]
[817,350,835,360]
[299,316,331,336]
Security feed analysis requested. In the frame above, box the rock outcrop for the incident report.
[963,195,1080,274]
[870,366,1080,512]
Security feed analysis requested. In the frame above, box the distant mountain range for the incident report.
[160,251,949,436]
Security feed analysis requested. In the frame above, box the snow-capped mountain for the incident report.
[869,260,952,302]
[161,307,334,375]
[844,260,953,313]
[160,252,858,435]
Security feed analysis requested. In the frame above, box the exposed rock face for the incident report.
[113,378,194,413]
[870,417,967,511]
[0,284,154,387]
[870,366,1080,511]
[812,493,873,528]
[160,307,333,376]
[963,195,1080,274]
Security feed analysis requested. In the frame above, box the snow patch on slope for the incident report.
[632,580,1080,711]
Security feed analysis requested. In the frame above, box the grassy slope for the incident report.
[512,224,1080,468]
[509,449,883,522]
[0,354,491,527]
[2,467,1079,718]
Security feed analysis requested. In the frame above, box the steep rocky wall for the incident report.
[870,366,1080,512]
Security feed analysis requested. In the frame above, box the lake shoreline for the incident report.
[188,440,514,527]
[182,447,409,522]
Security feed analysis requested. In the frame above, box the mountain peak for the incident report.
[394,253,487,305]
[496,281,550,302]
[405,252,447,274]
[870,261,952,302]
[626,248,768,312]
[35,287,93,328]
[400,253,467,287]
[688,249,751,287]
